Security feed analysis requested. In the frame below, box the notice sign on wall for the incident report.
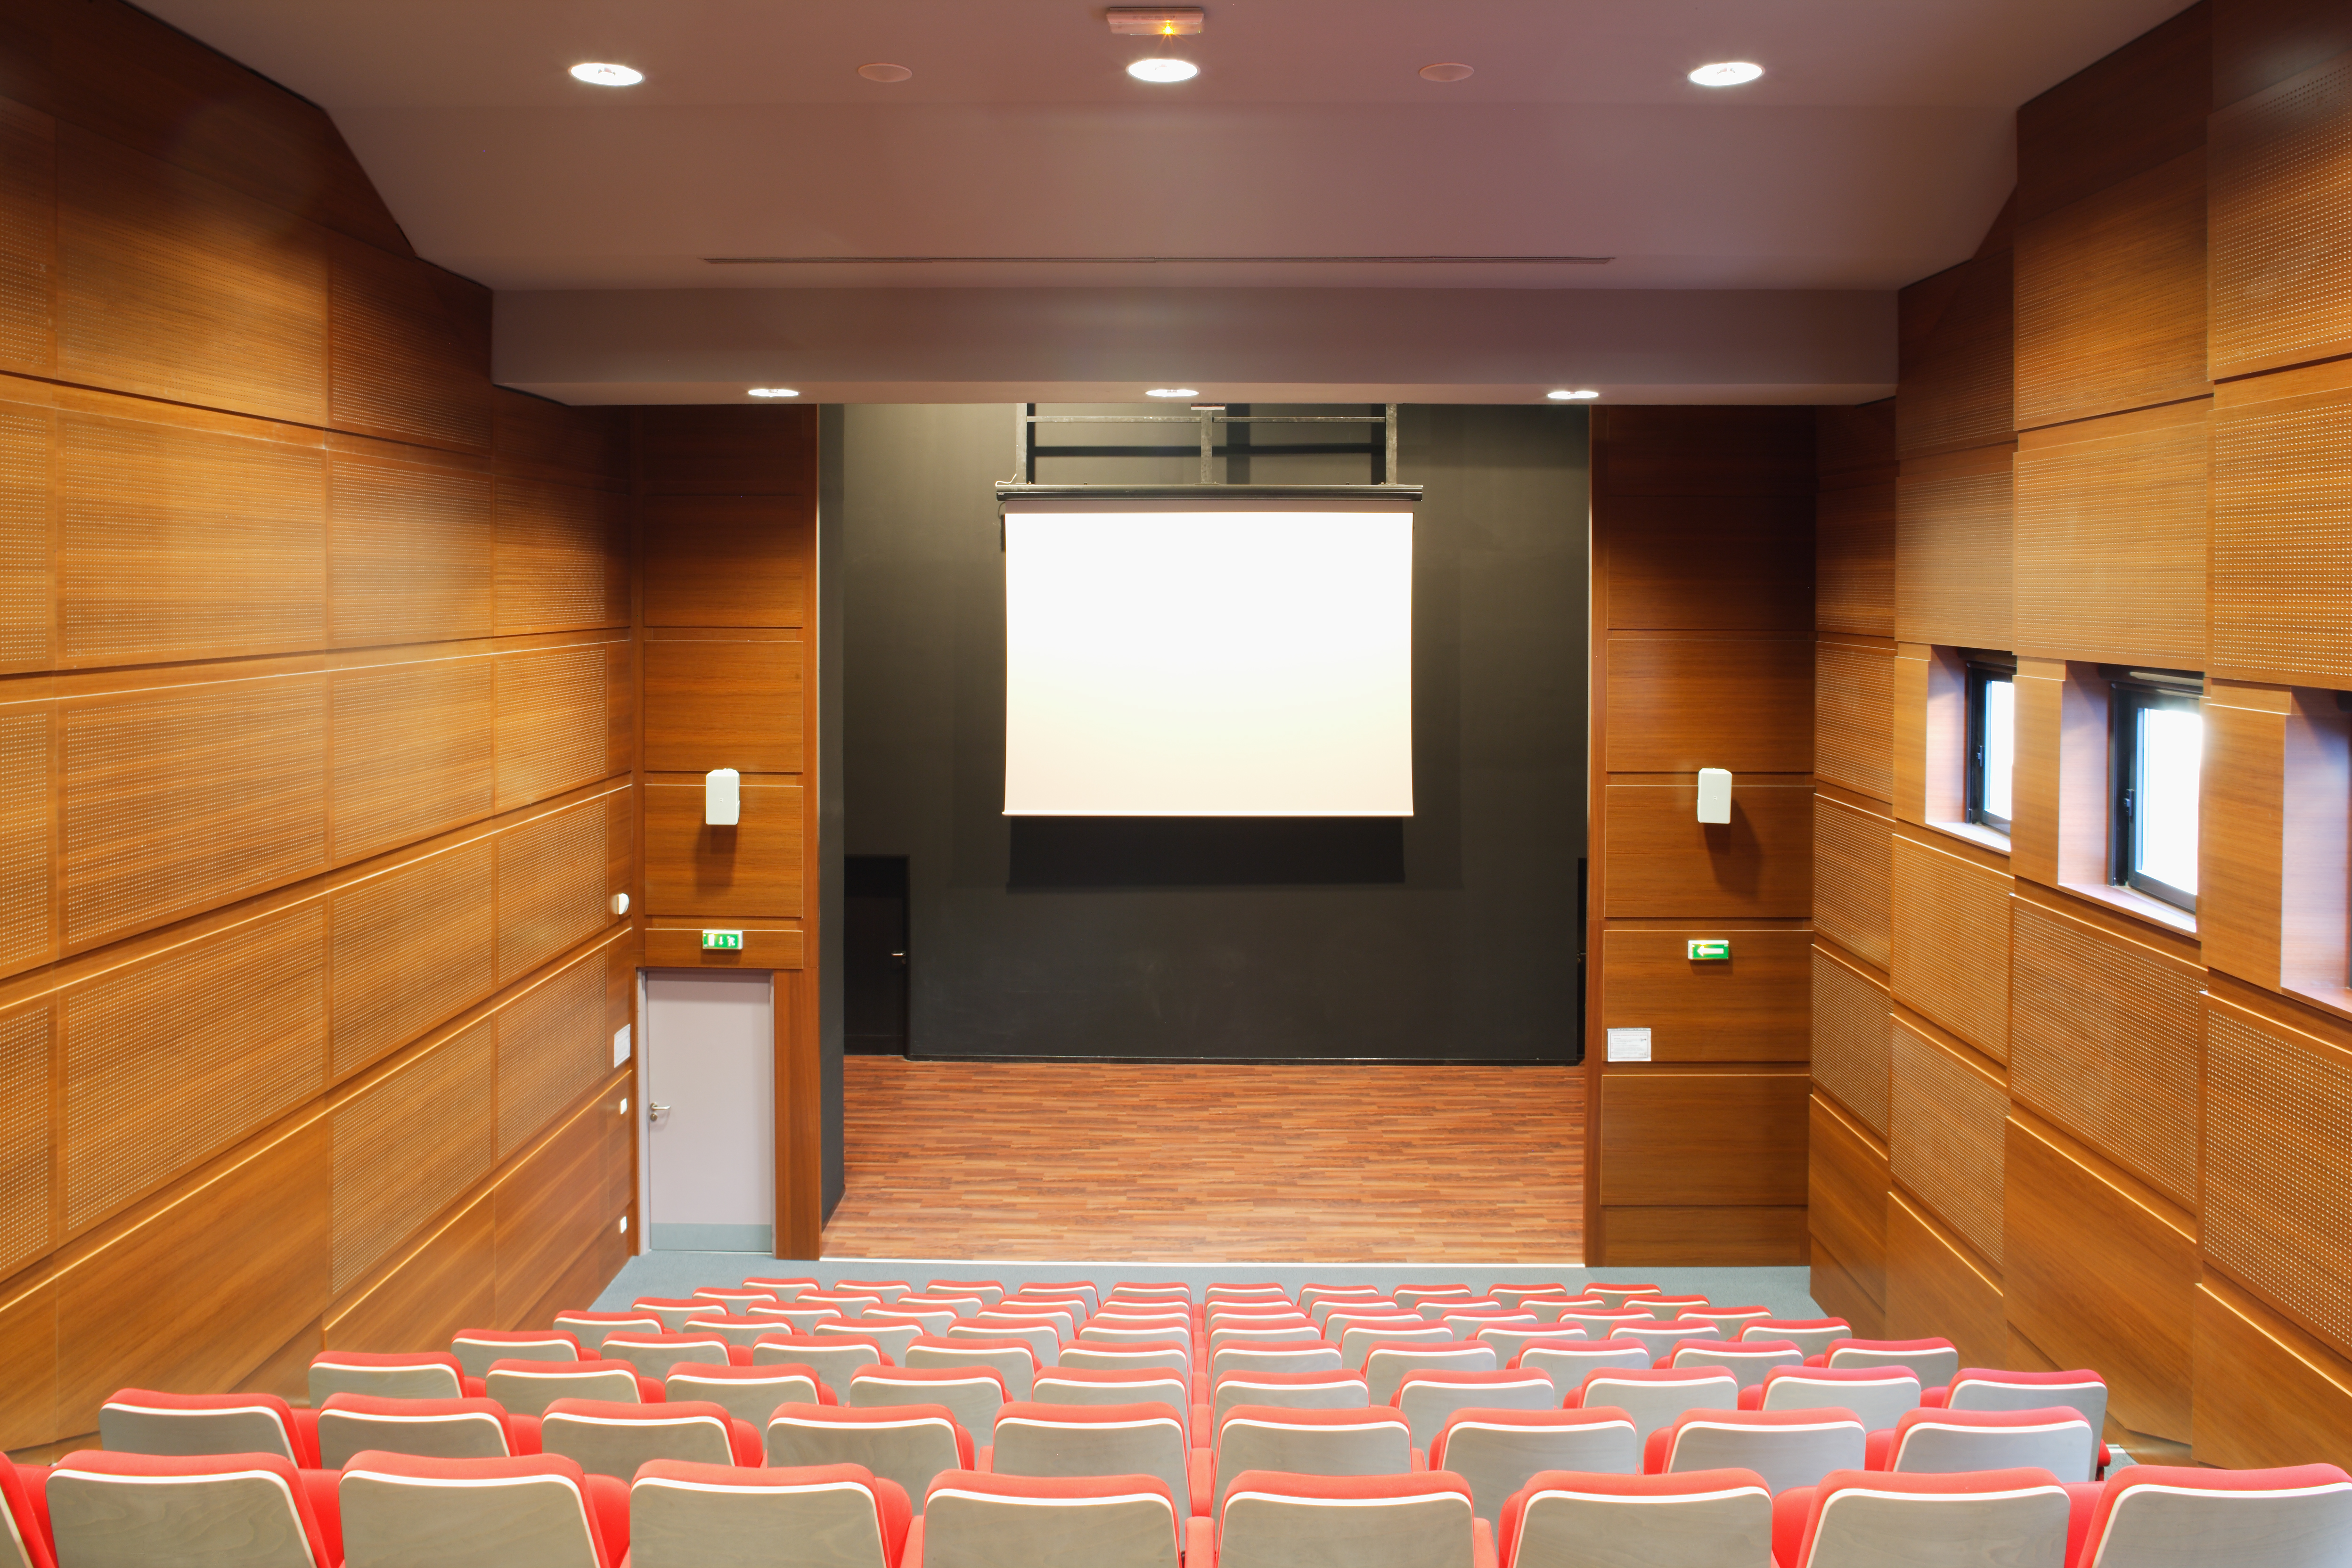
[1606,1028,1653,1063]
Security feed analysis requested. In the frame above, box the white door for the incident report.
[644,969,775,1251]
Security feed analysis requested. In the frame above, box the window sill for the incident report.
[1925,819,2012,857]
[2059,880,2197,938]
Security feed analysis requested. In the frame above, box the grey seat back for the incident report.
[50,1466,319,1568]
[1367,1346,1497,1405]
[1829,1345,1960,1385]
[1805,1482,2072,1568]
[755,1339,885,1388]
[484,1366,640,1418]
[681,1317,776,1349]
[1210,1325,1321,1356]
[1665,1418,1868,1494]
[762,1306,851,1335]
[1212,1412,1413,1508]
[1510,1478,1772,1568]
[309,1363,463,1405]
[628,1473,889,1568]
[1395,1373,1554,1447]
[1211,1344,1343,1380]
[338,1466,600,1568]
[551,1314,659,1351]
[1742,1323,1850,1360]
[1670,1344,1806,1390]
[665,1368,820,1429]
[97,1400,299,1463]
[907,1343,1034,1398]
[950,1322,1059,1367]
[1432,1416,1641,1527]
[920,1483,1177,1568]
[822,1321,922,1362]
[989,1409,1193,1547]
[1340,1326,1451,1368]
[1580,1374,1741,1442]
[1518,1342,1652,1402]
[539,1408,735,1481]
[1616,1323,1720,1360]
[850,1372,1003,1437]
[1949,1376,2108,1434]
[765,1412,964,1512]
[1893,1415,2099,1483]
[2089,1478,2352,1568]
[1477,1328,1586,1363]
[603,1338,734,1382]
[1213,1375,1369,1429]
[317,1407,510,1469]
[1032,1375,1193,1445]
[1761,1374,1920,1430]
[451,1336,574,1381]
[1061,1345,1188,1377]
[1216,1484,1474,1568]
[869,1307,957,1336]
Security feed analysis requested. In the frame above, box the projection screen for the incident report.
[1004,502,1413,817]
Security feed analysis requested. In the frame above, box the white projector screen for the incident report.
[1004,505,1413,817]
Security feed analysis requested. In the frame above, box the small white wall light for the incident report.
[1697,767,1733,824]
[610,891,629,916]
[705,768,741,826]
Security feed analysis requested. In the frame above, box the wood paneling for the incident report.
[494,642,611,811]
[495,390,629,482]
[327,451,495,648]
[1597,1071,1808,1207]
[1599,496,1814,634]
[1813,946,1892,1137]
[1603,637,1812,774]
[642,636,805,774]
[1884,1193,2007,1371]
[2193,1276,2352,1468]
[1809,1240,1887,1339]
[323,1192,494,1356]
[643,923,807,970]
[495,478,624,636]
[495,948,608,1161]
[1890,835,2013,1061]
[1599,929,1810,1062]
[1590,406,1815,497]
[1815,641,1893,802]
[2016,1,2211,223]
[328,839,495,1080]
[643,496,812,630]
[327,236,490,456]
[492,1080,627,1327]
[2005,1114,2197,1441]
[329,656,495,863]
[1818,400,1896,481]
[0,707,53,977]
[1813,795,1892,972]
[1895,445,2014,650]
[1896,254,2014,461]
[495,798,611,984]
[0,104,57,381]
[2215,0,2352,107]
[1816,482,1895,638]
[2013,400,2209,667]
[2209,50,2352,378]
[0,1002,52,1281]
[645,777,806,919]
[2210,359,2352,686]
[1599,1206,1809,1266]
[0,401,52,669]
[1809,1094,1889,1307]
[0,1281,56,1452]
[2202,686,2287,988]
[330,1019,494,1293]
[639,405,817,496]
[1890,1019,2007,1267]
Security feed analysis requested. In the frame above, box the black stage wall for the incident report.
[839,403,1589,1061]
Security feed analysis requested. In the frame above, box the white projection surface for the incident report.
[1004,506,1413,817]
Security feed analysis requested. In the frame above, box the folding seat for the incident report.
[316,1393,540,1467]
[602,1330,749,1382]
[1206,1283,1289,1305]
[1413,1298,1504,1322]
[1107,1282,1193,1306]
[337,1449,627,1568]
[1475,1327,1584,1364]
[1300,1284,1388,1311]
[635,1297,722,1332]
[1439,1312,1537,1338]
[915,1471,1180,1568]
[1772,1466,2079,1568]
[693,1286,783,1316]
[980,1304,1077,1340]
[1210,1323,1321,1358]
[1212,1369,1371,1429]
[1311,1297,1400,1330]
[452,1328,582,1381]
[1367,1342,1499,1405]
[1610,1319,1723,1360]
[48,1451,337,1568]
[555,1310,664,1351]
[744,1275,820,1302]
[802,1291,889,1319]
[849,1365,1008,1439]
[1060,1342,1192,1380]
[1868,1406,2100,1482]
[835,1279,915,1304]
[309,1350,480,1404]
[666,1362,834,1428]
[984,1402,1199,1546]
[766,1404,974,1512]
[1741,1318,1852,1360]
[759,1303,852,1334]
[1078,1323,1195,1361]
[2072,1462,2352,1568]
[1209,1405,1417,1513]
[906,1335,1039,1399]
[1206,1315,1312,1346]
[906,1291,989,1319]
[540,1397,761,1480]
[1582,1284,1663,1310]
[1206,1302,1306,1325]
[927,1279,1006,1307]
[1685,1304,1776,1336]
[867,1305,960,1337]
[1429,1408,1641,1528]
[1342,1323,1455,1370]
[1815,1336,1960,1386]
[1215,1470,1484,1568]
[1564,1366,1741,1443]
[1017,1281,1099,1315]
[1513,1339,1654,1402]
[1552,1308,1655,1339]
[823,1318,923,1363]
[1927,1367,2109,1434]
[943,1317,1061,1369]
[98,1389,321,1466]
[1645,1408,1870,1494]
[684,1313,784,1350]
[1094,1310,1194,1341]
[1499,1468,1769,1568]
[1626,1293,1710,1321]
[1032,1367,1197,1449]
[1326,1307,1426,1340]
[1484,1285,1570,1311]
[626,1459,912,1568]
[754,1333,894,1389]
[1394,1285,1476,1310]
[1211,1340,1345,1380]
[1391,1368,1557,1448]
[487,1359,662,1418]
[1741,1365,1923,1432]
[1662,1337,1807,1389]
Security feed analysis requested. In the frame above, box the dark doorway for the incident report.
[844,856,910,1054]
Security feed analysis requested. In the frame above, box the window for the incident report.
[2109,670,2203,913]
[1964,653,2016,835]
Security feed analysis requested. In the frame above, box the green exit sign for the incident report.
[1688,939,1731,961]
[702,930,743,951]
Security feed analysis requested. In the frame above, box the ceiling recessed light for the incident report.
[748,387,800,398]
[1547,389,1601,400]
[1419,62,1475,83]
[570,62,644,87]
[1127,58,1200,83]
[858,63,913,83]
[1688,61,1764,87]
[1145,388,1200,398]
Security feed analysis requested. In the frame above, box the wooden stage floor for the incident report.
[823,1057,1585,1263]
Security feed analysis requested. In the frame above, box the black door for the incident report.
[844,855,909,1054]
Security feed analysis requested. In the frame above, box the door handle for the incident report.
[649,1102,671,1126]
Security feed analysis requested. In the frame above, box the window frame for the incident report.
[2109,675,2203,914]
[1963,653,2017,836]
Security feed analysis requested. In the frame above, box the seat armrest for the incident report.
[289,1408,323,1468]
[1190,1449,1211,1517]
[1772,1485,1817,1567]
[1187,1516,1214,1568]
[1410,1447,1425,1472]
[588,1473,631,1563]
[1863,1430,1894,1470]
[901,1514,926,1568]
[462,1375,488,1400]
[511,1414,542,1455]
[974,1445,992,1473]
[1920,1388,1948,1407]
[1472,1515,1495,1568]
[300,1470,341,1566]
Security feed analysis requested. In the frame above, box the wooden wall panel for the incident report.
[1890,1019,2007,1267]
[495,478,624,637]
[2015,153,2209,430]
[1889,835,2013,1061]
[1811,1243,1887,1340]
[0,104,56,380]
[2201,686,2287,988]
[1599,496,1815,634]
[1815,482,1895,638]
[643,496,812,630]
[0,1002,52,1281]
[2210,362,2352,686]
[2209,50,2352,377]
[328,840,495,1081]
[2013,401,2210,667]
[644,777,806,919]
[638,405,819,496]
[1809,1094,1889,1307]
[2006,1115,2197,1441]
[494,391,629,482]
[1598,929,1809,1063]
[2009,897,2204,1207]
[492,1083,624,1328]
[326,237,491,456]
[1895,446,2014,650]
[1603,637,1812,774]
[1597,1072,1808,1207]
[494,643,610,812]
[494,948,608,1161]
[0,705,53,976]
[327,452,494,648]
[1884,1193,2008,1370]
[2193,1278,2352,1468]
[323,1192,494,1356]
[329,1018,494,1294]
[329,656,495,864]
[1813,795,1892,971]
[642,636,805,774]
[1813,946,1892,1137]
[1896,254,2014,461]
[2016,1,2211,222]
[2214,0,2352,107]
[1599,1206,1809,1267]
[0,402,52,667]
[1815,641,1893,802]
[495,798,611,984]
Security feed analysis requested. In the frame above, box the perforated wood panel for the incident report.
[2211,53,2352,378]
[2212,382,2352,686]
[1897,253,2014,460]
[331,1017,494,1292]
[0,1003,52,1280]
[329,838,495,1080]
[496,800,610,985]
[55,127,327,428]
[0,109,54,376]
[494,390,629,480]
[63,677,328,947]
[0,707,52,976]
[330,658,494,864]
[1890,1019,2006,1267]
[1814,947,1893,1138]
[2205,1004,2352,1357]
[2009,900,2202,1206]
[327,455,494,648]
[1816,482,1895,637]
[2014,407,2209,666]
[493,644,608,812]
[643,495,813,629]
[63,904,325,1230]
[327,237,491,455]
[2015,152,2209,430]
[1814,795,1892,971]
[496,949,604,1159]
[494,478,620,636]
[1816,643,1893,802]
[0,405,52,666]
[1895,458,2013,649]
[57,413,325,664]
[1889,835,2012,1061]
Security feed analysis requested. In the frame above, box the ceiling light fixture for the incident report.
[858,63,913,82]
[1547,389,1600,400]
[1145,388,1200,398]
[1688,61,1764,87]
[1108,8,1205,35]
[569,62,644,87]
[1419,63,1474,82]
[748,387,800,398]
[1127,57,1199,82]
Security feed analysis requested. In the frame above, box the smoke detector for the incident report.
[1109,7,1204,36]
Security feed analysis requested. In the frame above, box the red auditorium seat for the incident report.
[1212,1470,1488,1568]
[600,1330,751,1381]
[1609,1319,1723,1360]
[765,1404,975,1513]
[926,1279,1007,1307]
[2071,1462,2352,1568]
[97,1388,320,1467]
[1209,1323,1323,1358]
[338,1449,627,1568]
[849,1365,1010,1439]
[1428,1407,1642,1527]
[1473,1327,1586,1364]
[1107,1282,1194,1306]
[308,1349,482,1404]
[1300,1285,1388,1313]
[634,1297,725,1332]
[691,1285,783,1315]
[1059,1340,1193,1382]
[1644,1408,1870,1494]
[1498,1469,1772,1568]
[1741,1318,1852,1360]
[553,1310,664,1352]
[984,1401,1200,1546]
[316,1392,540,1467]
[682,1312,786,1349]
[628,1460,913,1568]
[754,1302,851,1335]
[1684,1304,1777,1335]
[1031,1366,1198,1448]
[1210,1368,1371,1429]
[485,1358,662,1417]
[942,1317,1062,1370]
[48,1451,338,1568]
[1209,1340,1346,1380]
[1391,1368,1558,1447]
[1564,1366,1741,1443]
[1365,1341,1499,1405]
[905,1334,1040,1399]
[1341,1324,1456,1371]
[1812,1337,1960,1386]
[904,1291,991,1318]
[1483,1285,1570,1311]
[1662,1337,1807,1389]
[451,1328,583,1381]
[1206,1283,1290,1305]
[1771,1467,2086,1568]
[1581,1284,1664,1310]
[743,1276,820,1302]
[539,1397,761,1479]
[753,1332,894,1389]
[1310,1298,1400,1330]
[868,1304,962,1337]
[1552,1308,1656,1339]
[911,1471,1180,1568]
[1393,1284,1475,1310]
[835,1279,916,1304]
[1925,1367,2109,1433]
[1741,1364,1925,1431]
[0,1459,49,1568]
[825,1319,924,1362]
[1866,1406,2100,1482]
[1631,1294,1711,1321]
[665,1361,836,1427]
[1017,1281,1100,1314]
[1511,1339,1653,1402]
[1209,1404,1417,1513]
[979,1303,1078,1340]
